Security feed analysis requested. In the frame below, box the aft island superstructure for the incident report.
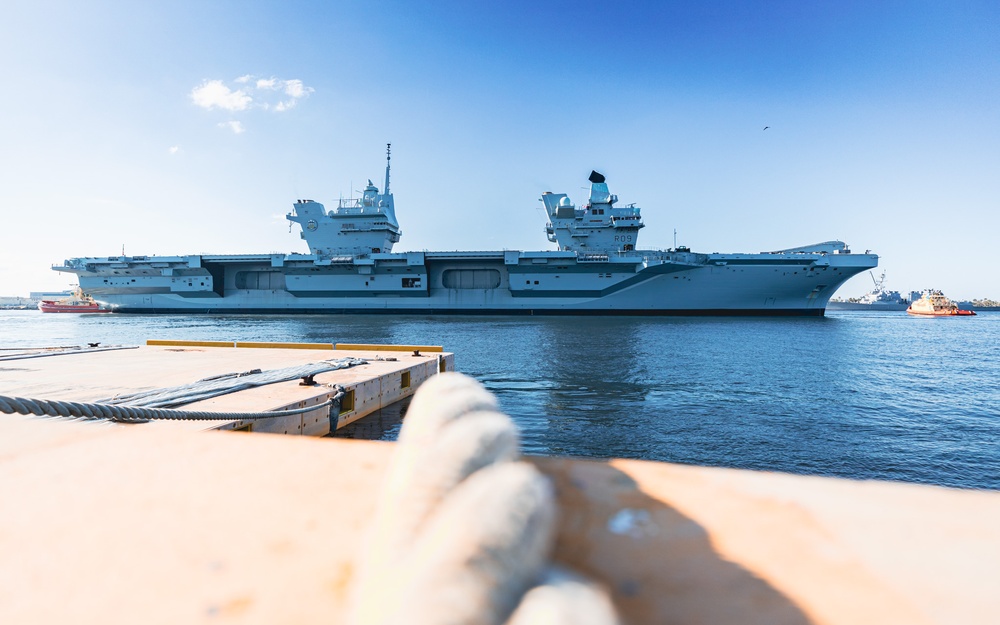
[54,146,878,315]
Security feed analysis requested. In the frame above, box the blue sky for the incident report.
[1,0,998,298]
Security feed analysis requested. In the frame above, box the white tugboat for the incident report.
[53,146,878,315]
[906,290,976,317]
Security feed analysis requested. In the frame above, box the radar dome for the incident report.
[558,196,572,207]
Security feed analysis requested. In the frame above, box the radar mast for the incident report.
[384,143,391,195]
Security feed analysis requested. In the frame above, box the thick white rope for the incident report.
[350,372,619,625]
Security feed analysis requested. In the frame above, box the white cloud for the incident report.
[218,120,245,134]
[273,79,314,112]
[191,80,252,111]
[283,79,311,99]
[190,75,314,132]
[167,146,180,155]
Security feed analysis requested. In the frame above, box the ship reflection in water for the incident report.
[136,311,1000,491]
[7,299,998,489]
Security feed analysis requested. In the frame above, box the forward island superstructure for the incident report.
[53,146,878,315]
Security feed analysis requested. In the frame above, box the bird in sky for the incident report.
[763,126,770,130]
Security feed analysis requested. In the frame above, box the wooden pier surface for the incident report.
[0,342,453,435]
[0,414,997,624]
[1,344,998,624]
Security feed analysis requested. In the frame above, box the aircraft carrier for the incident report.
[53,146,878,315]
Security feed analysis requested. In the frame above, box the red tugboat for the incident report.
[906,290,976,317]
[38,288,112,313]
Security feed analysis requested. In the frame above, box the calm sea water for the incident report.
[2,309,998,490]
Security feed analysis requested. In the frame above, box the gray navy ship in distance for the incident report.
[54,146,878,315]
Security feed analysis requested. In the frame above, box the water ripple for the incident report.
[4,310,998,489]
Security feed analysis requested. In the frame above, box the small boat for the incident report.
[827,270,910,311]
[38,288,112,313]
[906,290,976,317]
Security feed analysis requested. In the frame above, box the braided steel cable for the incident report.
[0,387,344,424]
